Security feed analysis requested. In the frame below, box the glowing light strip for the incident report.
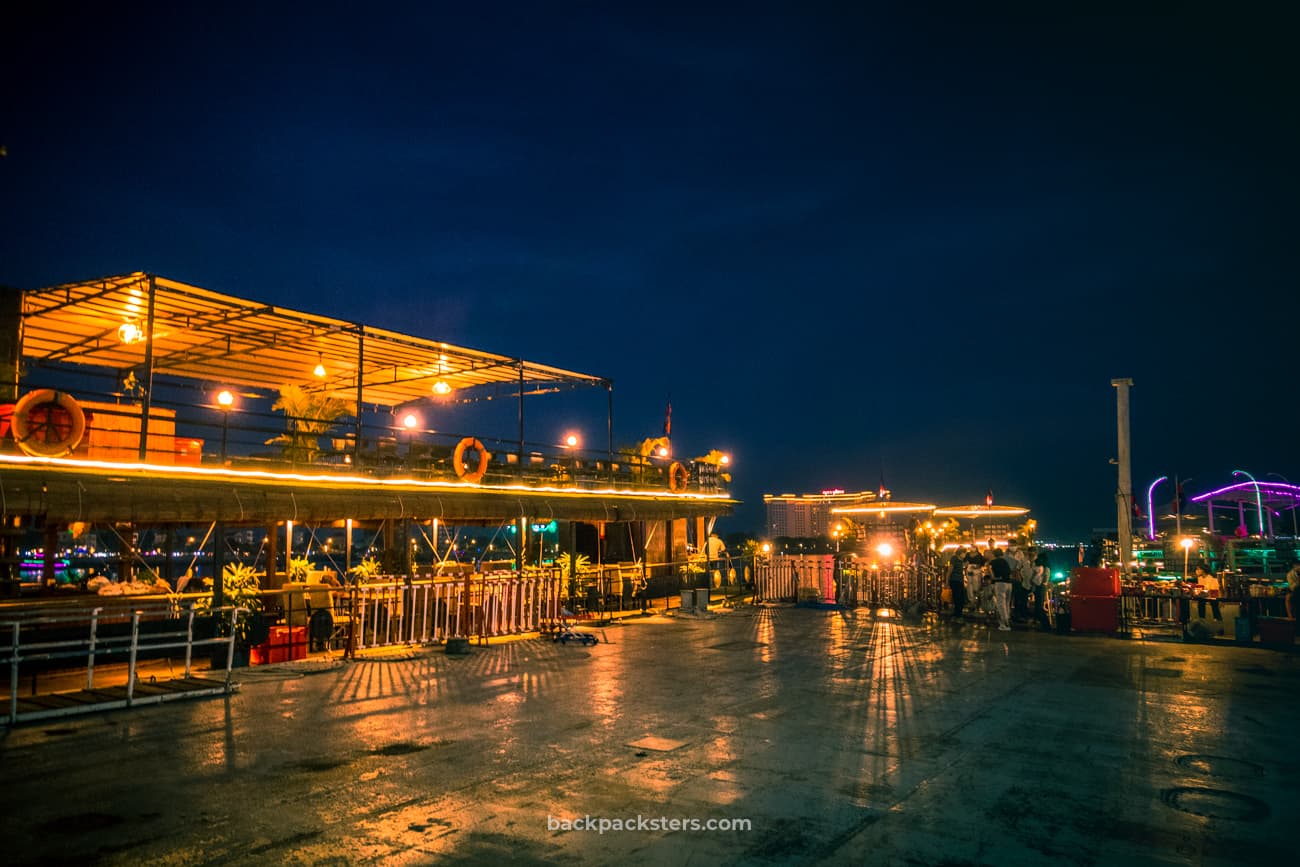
[1233,469,1265,535]
[1146,476,1167,541]
[0,453,732,502]
[1189,480,1300,502]
[933,506,1029,517]
[831,504,937,514]
[763,491,880,502]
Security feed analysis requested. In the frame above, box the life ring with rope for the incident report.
[668,461,689,493]
[11,389,87,457]
[453,436,491,484]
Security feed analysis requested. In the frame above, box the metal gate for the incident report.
[347,569,562,650]
[755,556,943,609]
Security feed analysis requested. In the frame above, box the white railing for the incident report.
[754,556,945,609]
[347,571,562,650]
[1,605,245,726]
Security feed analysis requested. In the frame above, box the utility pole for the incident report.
[1112,378,1134,572]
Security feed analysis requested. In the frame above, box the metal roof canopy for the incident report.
[19,273,609,408]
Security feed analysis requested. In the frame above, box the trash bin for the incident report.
[695,588,710,610]
[1234,615,1252,642]
[680,589,695,611]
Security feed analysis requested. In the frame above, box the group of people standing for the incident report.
[946,543,1051,631]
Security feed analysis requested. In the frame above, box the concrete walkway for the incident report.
[1,607,1296,865]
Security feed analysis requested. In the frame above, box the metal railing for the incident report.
[754,555,945,609]
[1,604,246,726]
[338,571,562,650]
[5,370,729,496]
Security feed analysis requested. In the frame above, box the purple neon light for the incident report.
[1146,476,1167,540]
[1190,480,1300,502]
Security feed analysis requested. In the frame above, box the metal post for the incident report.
[213,522,226,608]
[517,362,525,465]
[10,622,20,724]
[354,327,365,466]
[1174,474,1182,539]
[137,275,158,461]
[126,612,140,706]
[606,381,614,485]
[1112,378,1134,572]
[87,607,102,689]
[184,607,194,677]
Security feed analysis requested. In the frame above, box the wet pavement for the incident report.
[2,607,1297,866]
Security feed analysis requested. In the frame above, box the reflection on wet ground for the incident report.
[3,607,1297,865]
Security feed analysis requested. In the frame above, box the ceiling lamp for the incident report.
[432,380,452,395]
[314,353,327,378]
[117,321,143,344]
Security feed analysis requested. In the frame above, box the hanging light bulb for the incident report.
[314,353,327,378]
[432,380,452,395]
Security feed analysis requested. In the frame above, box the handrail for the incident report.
[2,605,247,726]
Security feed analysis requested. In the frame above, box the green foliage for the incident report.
[350,556,382,581]
[556,552,591,581]
[266,383,352,464]
[288,556,312,581]
[197,562,263,643]
[691,448,732,483]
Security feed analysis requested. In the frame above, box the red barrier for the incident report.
[1071,567,1120,597]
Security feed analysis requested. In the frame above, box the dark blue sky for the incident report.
[3,3,1297,538]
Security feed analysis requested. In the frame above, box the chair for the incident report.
[282,581,353,650]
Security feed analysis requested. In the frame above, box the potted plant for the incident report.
[349,556,382,583]
[680,552,707,610]
[197,562,268,667]
[265,383,352,466]
[556,552,592,603]
[288,555,312,582]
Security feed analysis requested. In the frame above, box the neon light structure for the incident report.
[1146,476,1167,540]
[1232,470,1264,536]
[1189,480,1300,500]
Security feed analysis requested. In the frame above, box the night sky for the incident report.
[3,3,1297,539]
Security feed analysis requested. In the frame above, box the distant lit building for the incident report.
[763,490,880,538]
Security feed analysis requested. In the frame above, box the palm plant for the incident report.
[266,384,352,465]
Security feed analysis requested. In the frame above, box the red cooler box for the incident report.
[250,625,308,664]
[1071,567,1120,597]
[1071,595,1119,634]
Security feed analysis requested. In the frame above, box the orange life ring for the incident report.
[12,389,86,457]
[668,461,689,492]
[453,436,491,484]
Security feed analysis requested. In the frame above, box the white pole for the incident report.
[1112,378,1134,572]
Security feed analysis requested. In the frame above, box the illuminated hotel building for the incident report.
[763,490,880,538]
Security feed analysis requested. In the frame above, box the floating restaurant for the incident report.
[0,273,736,602]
